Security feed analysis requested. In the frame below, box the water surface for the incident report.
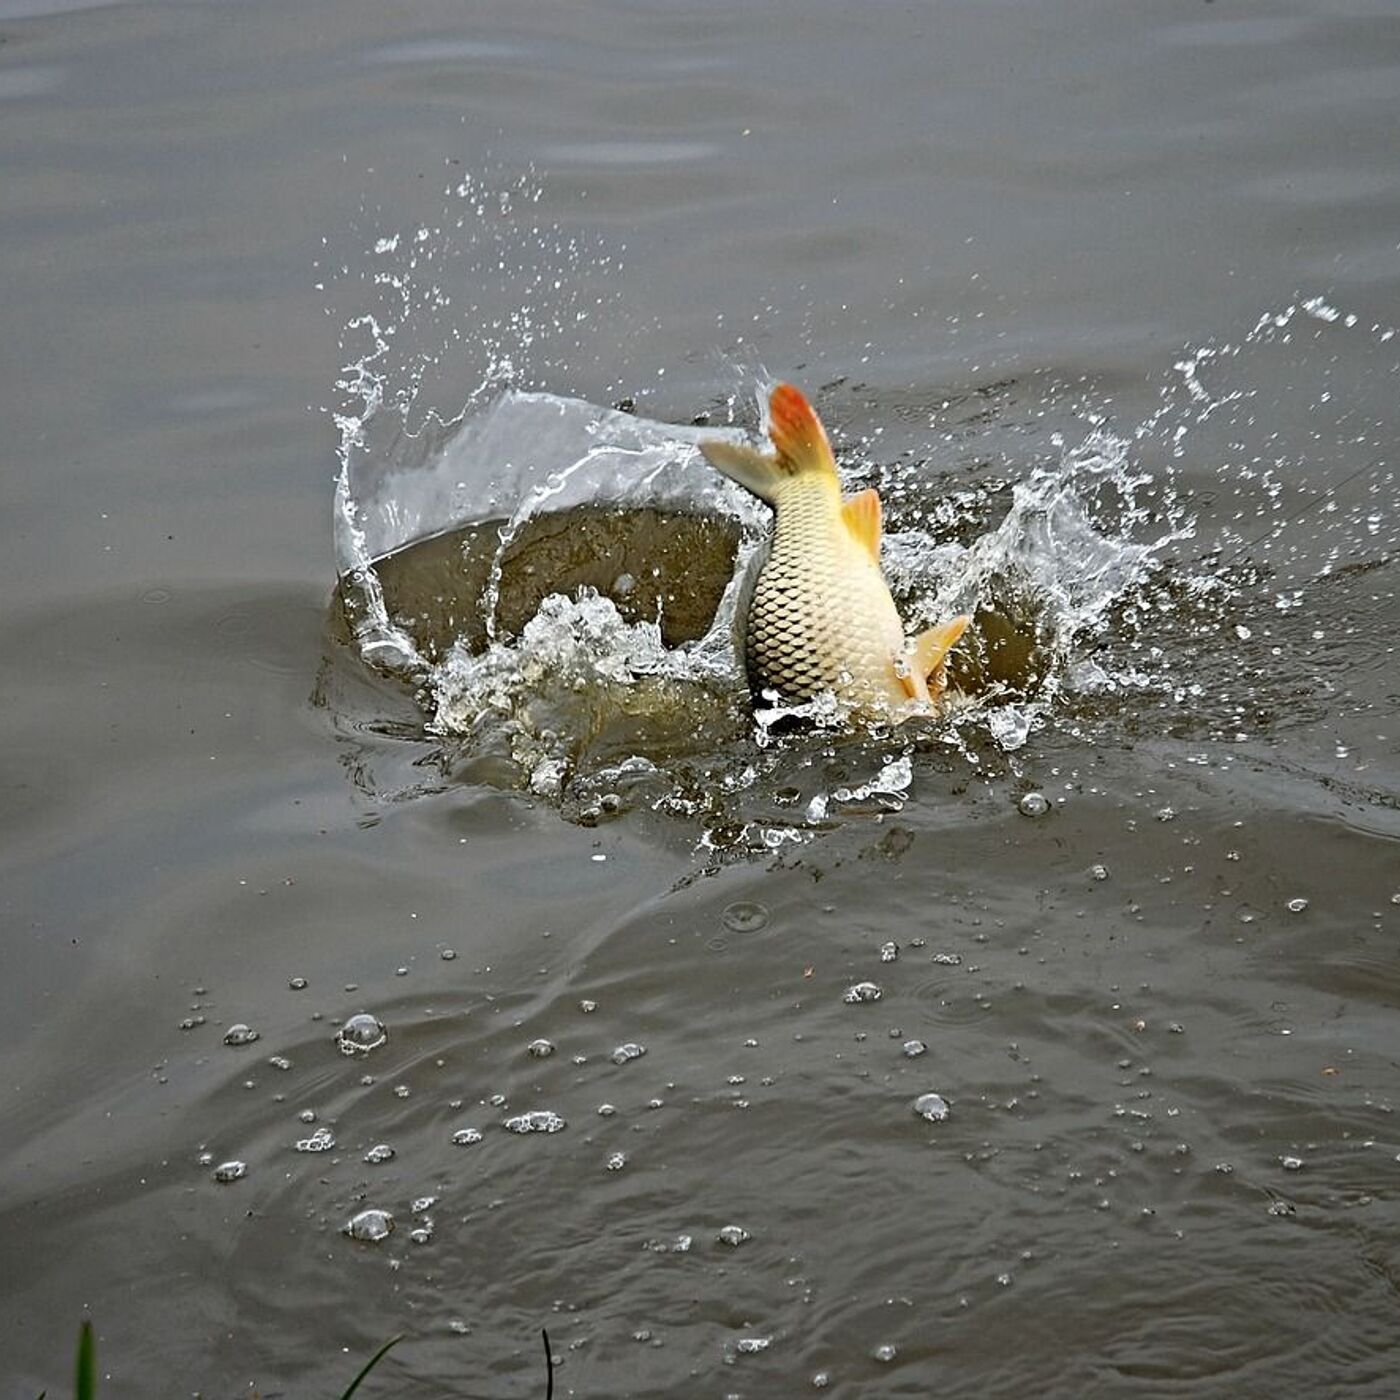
[2,1,1398,1396]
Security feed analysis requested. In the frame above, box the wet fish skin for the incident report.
[700,383,969,717]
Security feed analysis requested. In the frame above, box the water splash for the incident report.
[323,174,1397,838]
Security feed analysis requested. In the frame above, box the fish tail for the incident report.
[766,383,838,478]
[698,382,837,503]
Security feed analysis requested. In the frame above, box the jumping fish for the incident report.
[700,382,970,718]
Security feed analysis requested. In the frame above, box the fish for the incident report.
[699,382,970,719]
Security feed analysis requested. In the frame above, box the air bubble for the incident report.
[295,1128,335,1153]
[337,1013,387,1055]
[527,1038,556,1058]
[363,1143,396,1164]
[1018,792,1049,817]
[913,1092,950,1122]
[212,1160,247,1183]
[451,1127,483,1146]
[717,1224,750,1247]
[843,982,882,1004]
[344,1208,394,1242]
[611,1042,647,1065]
[223,1023,259,1047]
[503,1110,566,1134]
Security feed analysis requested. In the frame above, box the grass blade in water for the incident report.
[339,1335,403,1398]
[75,1321,95,1400]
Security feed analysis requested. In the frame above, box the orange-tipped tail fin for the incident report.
[841,488,882,561]
[767,383,838,478]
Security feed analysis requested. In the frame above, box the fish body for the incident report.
[701,383,969,718]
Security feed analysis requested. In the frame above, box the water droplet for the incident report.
[1266,1199,1295,1217]
[1280,1155,1304,1171]
[223,1023,259,1047]
[527,1038,556,1058]
[268,1055,292,1071]
[1018,792,1049,817]
[363,1143,396,1164]
[409,1224,433,1245]
[503,1110,566,1134]
[879,941,899,963]
[722,901,770,934]
[597,1103,617,1117]
[336,1012,387,1055]
[451,1126,483,1146]
[611,1042,647,1065]
[913,1092,950,1122]
[717,1224,750,1247]
[843,982,882,1004]
[579,999,598,1013]
[812,1372,831,1389]
[902,1040,927,1058]
[872,1344,898,1363]
[288,976,308,990]
[440,948,457,961]
[295,1127,335,1153]
[212,1160,247,1183]
[344,1208,394,1242]
[1286,898,1309,914]
[736,1337,771,1355]
[1155,806,1176,823]
[606,1152,627,1171]
[1090,864,1109,881]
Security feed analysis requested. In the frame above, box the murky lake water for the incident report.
[4,1,1399,1395]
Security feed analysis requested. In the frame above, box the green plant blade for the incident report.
[339,1334,403,1399]
[75,1320,96,1400]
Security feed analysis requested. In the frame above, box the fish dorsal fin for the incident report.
[841,488,882,561]
[699,440,785,504]
[767,383,838,478]
[912,615,972,686]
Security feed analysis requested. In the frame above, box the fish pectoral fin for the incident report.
[912,615,972,684]
[699,440,784,504]
[841,488,882,561]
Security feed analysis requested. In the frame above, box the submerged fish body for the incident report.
[700,383,970,718]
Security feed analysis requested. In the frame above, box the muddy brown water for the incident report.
[3,2,1399,1397]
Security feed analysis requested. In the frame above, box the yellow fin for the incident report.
[841,488,882,561]
[912,615,972,685]
[766,382,838,478]
[699,440,784,504]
